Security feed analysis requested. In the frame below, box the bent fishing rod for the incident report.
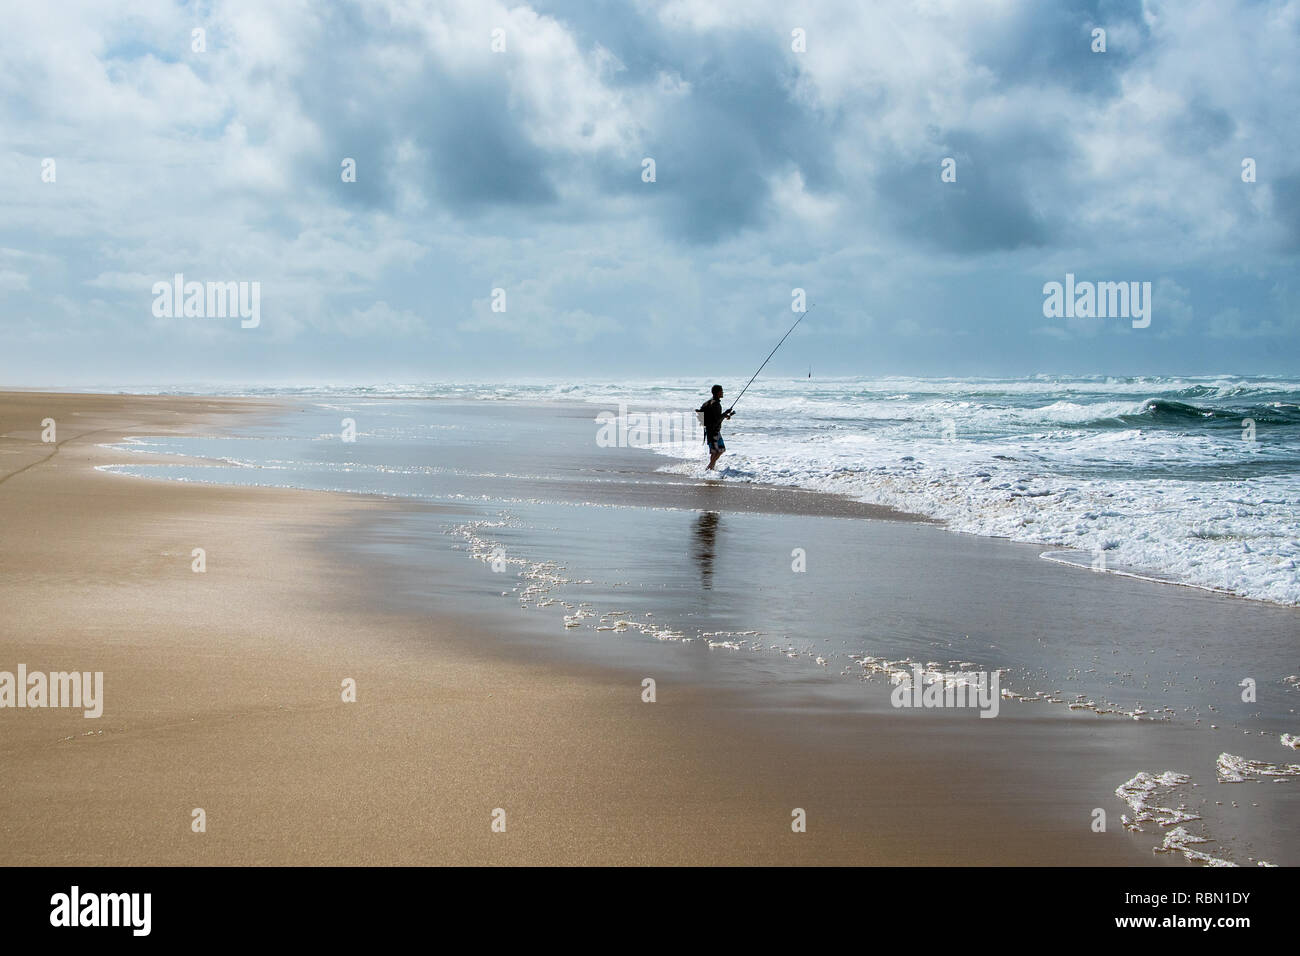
[725,304,814,415]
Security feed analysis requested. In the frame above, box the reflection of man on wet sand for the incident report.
[693,511,719,588]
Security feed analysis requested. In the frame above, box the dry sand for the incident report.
[0,392,1153,865]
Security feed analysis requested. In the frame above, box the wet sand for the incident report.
[0,391,1207,865]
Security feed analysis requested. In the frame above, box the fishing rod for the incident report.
[725,304,814,415]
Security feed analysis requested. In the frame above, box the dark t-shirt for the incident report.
[698,397,724,435]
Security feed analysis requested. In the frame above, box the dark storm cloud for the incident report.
[288,4,425,212]
[874,130,1056,253]
[1271,172,1300,253]
[286,2,835,242]
[276,0,1164,252]
[633,34,839,244]
[970,0,1146,98]
[539,8,842,243]
[276,0,1161,253]
[417,75,559,208]
[290,3,556,213]
[532,0,672,87]
[1168,97,1238,153]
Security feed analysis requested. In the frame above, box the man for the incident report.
[696,384,734,471]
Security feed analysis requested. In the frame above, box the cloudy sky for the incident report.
[2,0,1298,386]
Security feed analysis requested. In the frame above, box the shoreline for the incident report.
[2,391,1285,865]
[46,384,1296,611]
[87,384,1297,610]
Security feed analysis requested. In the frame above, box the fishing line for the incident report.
[725,304,814,415]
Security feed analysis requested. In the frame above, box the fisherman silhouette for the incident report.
[696,384,734,471]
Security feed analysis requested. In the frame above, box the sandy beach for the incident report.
[0,391,1208,866]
